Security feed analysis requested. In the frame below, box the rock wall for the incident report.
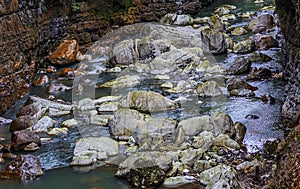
[0,0,212,115]
[275,0,300,126]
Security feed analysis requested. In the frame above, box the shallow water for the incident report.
[0,0,285,188]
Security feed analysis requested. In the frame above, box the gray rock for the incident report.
[196,80,224,97]
[119,90,177,113]
[227,56,252,75]
[234,122,247,144]
[71,137,119,166]
[179,148,204,166]
[160,13,193,26]
[192,131,216,151]
[100,75,140,89]
[231,26,248,36]
[90,115,113,126]
[227,78,258,97]
[163,176,196,187]
[213,134,240,150]
[77,98,95,111]
[199,164,245,188]
[29,96,73,111]
[32,116,56,132]
[193,160,217,173]
[200,29,231,54]
[233,39,256,54]
[61,118,79,128]
[116,151,174,177]
[96,101,119,112]
[248,14,275,33]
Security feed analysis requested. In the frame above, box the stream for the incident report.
[0,0,286,188]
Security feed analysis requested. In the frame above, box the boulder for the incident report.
[200,29,231,54]
[163,176,196,187]
[71,137,119,166]
[32,116,56,132]
[248,67,272,80]
[193,159,217,173]
[100,75,140,89]
[178,112,235,137]
[234,122,247,144]
[233,39,256,54]
[116,151,173,177]
[119,90,177,113]
[250,34,279,50]
[227,78,258,97]
[109,109,147,140]
[199,164,245,188]
[247,51,272,62]
[248,14,275,33]
[47,127,68,136]
[17,102,43,118]
[0,154,43,181]
[160,13,193,26]
[196,81,224,97]
[226,56,252,74]
[192,131,216,151]
[49,40,79,66]
[11,130,41,151]
[231,26,248,36]
[213,134,240,150]
[10,115,36,132]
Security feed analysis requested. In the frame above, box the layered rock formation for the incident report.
[0,0,213,115]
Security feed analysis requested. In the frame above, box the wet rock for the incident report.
[231,26,248,36]
[200,29,231,54]
[10,115,36,132]
[46,83,72,94]
[247,51,273,62]
[47,127,68,136]
[248,14,275,33]
[29,96,73,111]
[0,154,43,181]
[11,130,41,151]
[227,56,252,75]
[58,68,75,78]
[61,118,79,128]
[119,90,177,113]
[24,142,40,152]
[227,78,258,97]
[116,151,173,177]
[196,81,224,97]
[49,40,79,66]
[221,14,237,21]
[245,114,260,119]
[33,75,50,86]
[71,137,119,166]
[129,163,166,188]
[192,131,215,151]
[199,164,245,188]
[233,39,256,54]
[213,134,240,150]
[261,94,275,104]
[100,75,140,89]
[0,117,12,126]
[32,116,56,132]
[250,34,279,50]
[234,122,247,144]
[163,176,196,187]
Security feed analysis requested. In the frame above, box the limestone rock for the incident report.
[119,90,177,113]
[0,154,43,181]
[71,137,119,166]
[49,40,79,66]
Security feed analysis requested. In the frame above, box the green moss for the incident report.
[71,2,81,12]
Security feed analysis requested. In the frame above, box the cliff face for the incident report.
[0,0,212,115]
[275,0,300,126]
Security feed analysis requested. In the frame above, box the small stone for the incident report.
[33,75,50,86]
[161,82,173,89]
[47,128,68,136]
[58,68,75,78]
[24,142,40,152]
[155,75,170,80]
[61,119,79,128]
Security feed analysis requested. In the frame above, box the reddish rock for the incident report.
[49,40,79,66]
[11,130,41,151]
[10,115,36,132]
[58,68,75,78]
[0,154,43,181]
[46,66,57,73]
[33,75,50,86]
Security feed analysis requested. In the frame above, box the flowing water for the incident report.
[0,0,286,188]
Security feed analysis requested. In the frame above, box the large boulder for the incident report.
[119,90,178,113]
[199,164,245,188]
[226,56,252,75]
[10,115,36,132]
[49,40,79,66]
[233,39,256,54]
[71,137,119,166]
[196,81,224,97]
[0,154,43,181]
[178,112,235,137]
[116,151,174,177]
[11,130,41,151]
[248,14,275,33]
[200,29,232,54]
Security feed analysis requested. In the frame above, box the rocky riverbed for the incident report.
[0,0,289,188]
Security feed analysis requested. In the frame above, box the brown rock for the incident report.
[17,102,41,117]
[11,130,41,151]
[46,66,57,73]
[248,67,272,80]
[49,40,79,66]
[10,115,36,132]
[250,34,278,50]
[262,94,275,104]
[227,79,258,91]
[58,68,75,78]
[33,75,50,86]
[0,154,43,181]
